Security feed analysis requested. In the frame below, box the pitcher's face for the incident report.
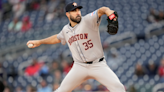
[68,8,82,23]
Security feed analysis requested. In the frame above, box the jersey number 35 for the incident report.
[83,39,93,50]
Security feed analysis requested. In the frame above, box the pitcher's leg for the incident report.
[90,61,125,92]
[55,63,88,92]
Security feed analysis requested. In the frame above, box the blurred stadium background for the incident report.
[0,0,164,92]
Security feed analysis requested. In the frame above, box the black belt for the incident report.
[85,57,104,64]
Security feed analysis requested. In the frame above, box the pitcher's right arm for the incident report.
[26,34,61,48]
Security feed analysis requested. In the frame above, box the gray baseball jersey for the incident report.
[55,10,125,92]
[57,10,104,62]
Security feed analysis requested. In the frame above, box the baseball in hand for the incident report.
[28,43,34,48]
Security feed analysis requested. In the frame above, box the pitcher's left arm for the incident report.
[98,7,119,35]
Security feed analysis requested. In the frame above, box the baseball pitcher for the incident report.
[27,2,125,92]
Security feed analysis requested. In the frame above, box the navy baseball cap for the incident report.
[65,2,83,12]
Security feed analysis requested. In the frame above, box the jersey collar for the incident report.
[68,23,79,30]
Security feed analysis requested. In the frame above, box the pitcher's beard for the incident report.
[70,15,81,23]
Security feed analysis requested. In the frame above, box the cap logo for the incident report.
[73,2,77,6]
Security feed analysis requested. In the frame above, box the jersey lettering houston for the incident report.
[57,10,104,62]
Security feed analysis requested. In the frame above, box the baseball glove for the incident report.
[107,11,118,35]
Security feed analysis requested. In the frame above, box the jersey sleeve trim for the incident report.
[96,10,101,24]
[57,34,61,41]
[57,29,67,45]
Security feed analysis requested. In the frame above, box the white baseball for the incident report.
[28,43,34,48]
